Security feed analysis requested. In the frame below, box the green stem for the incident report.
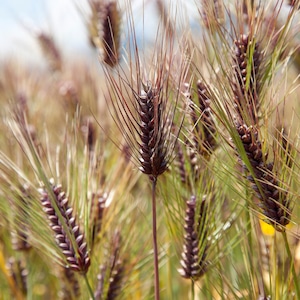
[191,280,195,300]
[282,230,300,298]
[83,273,95,300]
[152,177,160,300]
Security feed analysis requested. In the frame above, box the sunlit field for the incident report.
[1,1,300,299]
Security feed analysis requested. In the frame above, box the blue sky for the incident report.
[0,0,92,64]
[0,0,204,66]
[0,0,294,65]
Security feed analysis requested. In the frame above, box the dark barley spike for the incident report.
[277,127,293,168]
[81,116,96,154]
[289,0,300,9]
[178,195,208,280]
[202,0,225,29]
[138,82,169,180]
[174,139,187,184]
[39,181,90,274]
[11,230,31,252]
[99,0,121,67]
[106,231,125,300]
[11,184,32,252]
[236,123,291,230]
[37,32,62,72]
[186,81,217,161]
[60,267,81,300]
[186,103,200,180]
[258,296,271,300]
[122,142,132,163]
[94,265,106,300]
[155,0,175,40]
[87,0,103,48]
[232,34,262,124]
[94,230,125,300]
[106,259,125,300]
[13,91,28,126]
[196,195,209,241]
[7,257,28,297]
[183,81,217,181]
[186,142,200,181]
[59,80,80,112]
[182,84,201,181]
[184,83,200,149]
[196,81,217,157]
[90,192,107,245]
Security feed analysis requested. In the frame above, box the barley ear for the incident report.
[99,0,121,67]
[236,123,291,230]
[178,195,208,280]
[39,181,91,273]
[59,267,81,300]
[232,34,262,125]
[36,32,62,72]
[94,230,125,300]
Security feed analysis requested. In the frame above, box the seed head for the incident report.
[179,195,208,280]
[39,181,90,273]
[236,123,291,230]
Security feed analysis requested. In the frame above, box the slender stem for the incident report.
[151,177,160,300]
[191,280,195,300]
[282,230,300,299]
[83,273,95,300]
